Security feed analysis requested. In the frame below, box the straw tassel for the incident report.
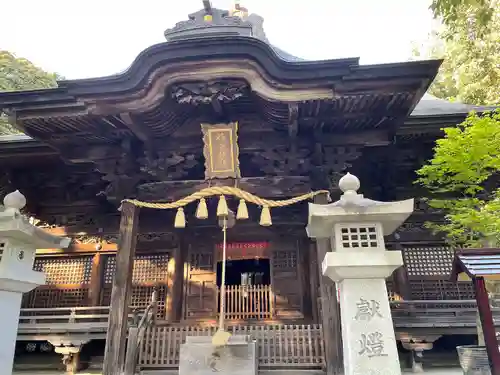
[174,207,186,228]
[259,206,272,226]
[196,198,208,219]
[216,195,229,217]
[236,199,249,220]
[212,328,231,347]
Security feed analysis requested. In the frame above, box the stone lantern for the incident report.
[306,173,414,375]
[0,190,71,375]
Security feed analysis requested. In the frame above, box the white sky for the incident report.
[0,0,436,80]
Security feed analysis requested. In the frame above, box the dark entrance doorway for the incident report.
[216,258,272,319]
[216,258,271,287]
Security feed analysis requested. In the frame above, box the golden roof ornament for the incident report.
[164,0,253,41]
[231,0,249,19]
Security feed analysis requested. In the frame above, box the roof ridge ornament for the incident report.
[164,0,253,41]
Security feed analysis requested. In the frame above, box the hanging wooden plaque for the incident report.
[201,122,240,179]
[215,242,270,261]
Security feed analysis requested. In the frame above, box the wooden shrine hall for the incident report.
[0,1,496,374]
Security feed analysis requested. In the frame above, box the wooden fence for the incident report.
[138,324,325,369]
[218,285,274,320]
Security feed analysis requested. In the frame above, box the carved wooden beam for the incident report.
[288,103,299,138]
[157,129,390,153]
[118,113,152,143]
[211,98,224,116]
[300,109,408,124]
[137,176,311,202]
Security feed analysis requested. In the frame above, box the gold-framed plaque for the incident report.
[201,122,241,179]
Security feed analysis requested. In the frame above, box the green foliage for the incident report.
[0,50,58,135]
[416,110,500,247]
[419,0,500,105]
[431,0,496,35]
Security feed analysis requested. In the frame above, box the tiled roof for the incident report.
[451,249,500,280]
[411,93,496,117]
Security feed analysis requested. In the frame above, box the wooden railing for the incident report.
[390,299,500,328]
[217,285,274,320]
[138,324,324,369]
[17,306,135,336]
[17,299,500,336]
[19,306,110,331]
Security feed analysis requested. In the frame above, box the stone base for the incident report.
[179,334,257,375]
[338,278,401,375]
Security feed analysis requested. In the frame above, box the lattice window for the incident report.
[33,256,92,284]
[410,280,475,300]
[103,256,116,284]
[403,246,453,277]
[273,250,297,269]
[103,254,169,285]
[132,254,169,284]
[22,287,88,308]
[189,252,213,271]
[100,285,167,319]
[338,225,379,249]
[0,242,5,263]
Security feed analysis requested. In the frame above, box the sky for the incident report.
[0,0,437,80]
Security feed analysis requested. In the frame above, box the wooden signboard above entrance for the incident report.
[201,122,241,179]
[215,242,270,261]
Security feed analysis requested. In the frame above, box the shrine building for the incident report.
[0,1,495,374]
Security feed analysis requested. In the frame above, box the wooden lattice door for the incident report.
[101,252,170,319]
[22,255,93,308]
[271,241,304,319]
[183,244,216,320]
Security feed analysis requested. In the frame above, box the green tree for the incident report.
[416,110,500,247]
[0,50,59,135]
[416,110,500,346]
[416,0,500,105]
[431,0,496,35]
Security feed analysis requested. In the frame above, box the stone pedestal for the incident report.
[307,173,415,375]
[399,335,439,373]
[324,253,403,375]
[179,335,257,375]
[51,339,89,375]
[0,191,70,375]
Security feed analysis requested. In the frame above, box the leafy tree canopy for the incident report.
[416,0,499,106]
[0,50,59,135]
[431,0,497,35]
[416,110,500,247]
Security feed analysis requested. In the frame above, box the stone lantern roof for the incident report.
[306,173,414,238]
[0,190,71,249]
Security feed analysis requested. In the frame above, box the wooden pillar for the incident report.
[473,277,500,375]
[88,252,105,306]
[297,238,311,319]
[167,235,186,322]
[308,242,320,323]
[314,193,343,375]
[103,202,140,375]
